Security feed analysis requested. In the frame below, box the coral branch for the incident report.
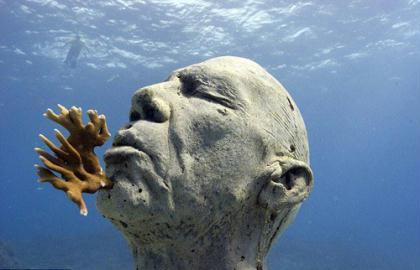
[35,105,113,216]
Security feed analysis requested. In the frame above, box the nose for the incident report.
[129,88,171,123]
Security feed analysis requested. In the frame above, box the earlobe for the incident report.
[258,156,313,211]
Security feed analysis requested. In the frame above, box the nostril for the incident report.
[151,98,170,122]
[132,90,170,123]
[143,103,156,120]
[129,110,141,122]
[122,123,133,130]
[141,97,170,123]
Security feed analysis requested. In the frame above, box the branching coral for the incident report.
[34,105,113,216]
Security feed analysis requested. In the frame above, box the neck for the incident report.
[126,207,268,270]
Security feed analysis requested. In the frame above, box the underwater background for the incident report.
[0,0,419,269]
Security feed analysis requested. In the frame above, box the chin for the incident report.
[96,177,151,219]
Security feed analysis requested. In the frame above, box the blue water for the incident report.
[0,0,419,269]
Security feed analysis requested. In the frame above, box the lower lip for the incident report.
[104,146,148,162]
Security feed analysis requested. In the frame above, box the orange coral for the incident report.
[34,105,113,216]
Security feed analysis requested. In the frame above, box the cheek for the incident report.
[187,116,262,193]
[191,117,230,150]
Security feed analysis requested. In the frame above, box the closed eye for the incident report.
[178,73,237,109]
[196,91,236,109]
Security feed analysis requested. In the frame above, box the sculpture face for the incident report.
[97,57,312,249]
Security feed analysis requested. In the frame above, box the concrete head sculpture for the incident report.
[97,56,313,270]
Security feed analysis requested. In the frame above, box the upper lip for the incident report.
[105,132,152,160]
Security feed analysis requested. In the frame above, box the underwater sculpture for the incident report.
[36,56,313,270]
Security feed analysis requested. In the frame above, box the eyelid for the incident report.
[198,91,236,109]
[179,75,236,109]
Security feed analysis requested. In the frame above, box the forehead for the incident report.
[176,64,244,90]
[165,57,309,162]
[167,61,260,112]
[171,58,288,113]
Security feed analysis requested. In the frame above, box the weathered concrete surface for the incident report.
[97,56,313,270]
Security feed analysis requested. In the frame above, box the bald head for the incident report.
[172,56,309,162]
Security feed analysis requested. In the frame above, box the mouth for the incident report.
[104,145,171,195]
[104,133,170,193]
[106,129,155,158]
[104,146,153,187]
[104,145,149,163]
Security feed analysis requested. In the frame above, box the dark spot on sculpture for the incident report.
[107,193,111,199]
[270,213,277,221]
[120,221,128,228]
[123,199,127,202]
[241,256,245,261]
[287,97,294,111]
[191,249,195,253]
[217,108,228,115]
[138,188,143,193]
[275,151,284,157]
[290,144,295,152]
[124,163,128,168]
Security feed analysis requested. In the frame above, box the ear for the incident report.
[258,156,313,211]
